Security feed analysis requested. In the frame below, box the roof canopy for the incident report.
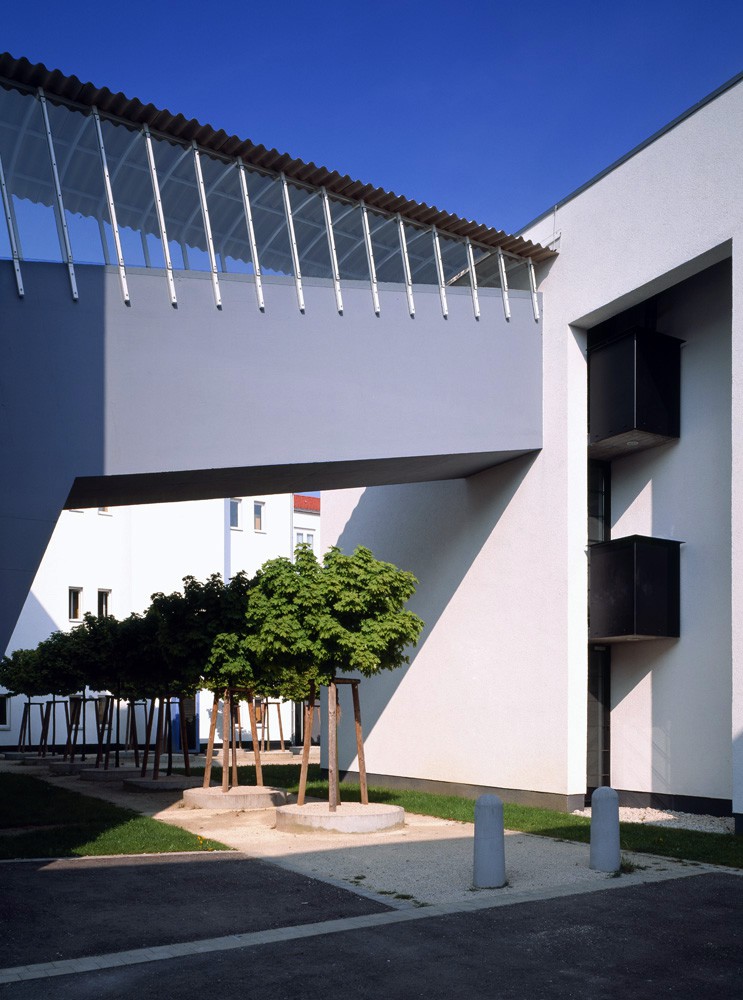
[0,52,554,264]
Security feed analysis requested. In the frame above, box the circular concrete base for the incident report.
[49,760,96,775]
[80,767,142,782]
[183,786,287,810]
[123,776,204,793]
[275,802,405,834]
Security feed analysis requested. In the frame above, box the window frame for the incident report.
[253,501,264,532]
[68,587,82,621]
[229,497,242,530]
[97,589,111,617]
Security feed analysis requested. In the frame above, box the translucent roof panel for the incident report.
[329,200,370,282]
[98,118,165,268]
[152,138,210,271]
[439,233,469,285]
[42,98,113,265]
[287,183,331,280]
[244,169,293,277]
[0,84,62,262]
[368,210,404,284]
[198,153,254,274]
[404,223,438,285]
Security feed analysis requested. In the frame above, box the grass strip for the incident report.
[187,763,743,869]
[0,773,228,860]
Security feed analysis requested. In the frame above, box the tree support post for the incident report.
[140,699,155,776]
[203,691,219,789]
[179,696,191,776]
[246,694,263,786]
[230,695,239,788]
[221,687,230,793]
[297,682,315,807]
[153,697,165,779]
[350,681,368,805]
[328,680,339,812]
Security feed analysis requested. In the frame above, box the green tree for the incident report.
[148,572,253,696]
[318,545,424,677]
[240,545,331,698]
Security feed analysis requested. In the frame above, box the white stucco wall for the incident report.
[324,75,743,809]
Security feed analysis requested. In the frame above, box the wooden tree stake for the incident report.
[297,682,315,807]
[221,687,230,792]
[328,680,339,812]
[351,681,368,805]
[179,696,191,776]
[203,691,219,788]
[246,694,263,786]
[153,697,165,779]
[230,696,239,788]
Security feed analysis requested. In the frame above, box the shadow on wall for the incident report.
[5,590,61,656]
[1,261,107,655]
[332,452,538,763]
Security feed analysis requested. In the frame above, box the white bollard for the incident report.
[589,786,621,872]
[473,793,506,888]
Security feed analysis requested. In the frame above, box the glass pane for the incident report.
[98,118,165,268]
[0,85,62,262]
[245,170,292,277]
[329,199,369,281]
[404,224,437,284]
[152,138,210,271]
[473,246,502,289]
[439,235,469,285]
[43,99,113,265]
[368,211,404,283]
[0,197,10,258]
[199,154,253,274]
[287,183,331,279]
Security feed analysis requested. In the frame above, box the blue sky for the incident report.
[4,1,742,234]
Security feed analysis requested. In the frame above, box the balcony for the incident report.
[588,535,681,642]
[588,330,682,461]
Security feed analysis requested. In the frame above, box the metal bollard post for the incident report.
[589,786,621,872]
[473,793,506,888]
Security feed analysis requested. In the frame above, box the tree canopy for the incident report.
[1,547,424,702]
[239,544,424,690]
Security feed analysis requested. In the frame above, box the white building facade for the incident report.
[324,74,743,829]
[1,494,321,748]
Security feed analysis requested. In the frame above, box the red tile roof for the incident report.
[293,494,320,513]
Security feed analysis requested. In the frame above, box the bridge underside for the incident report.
[66,449,535,509]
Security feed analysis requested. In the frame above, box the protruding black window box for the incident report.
[589,535,681,642]
[588,330,682,461]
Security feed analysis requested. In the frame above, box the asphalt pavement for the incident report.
[1,856,740,998]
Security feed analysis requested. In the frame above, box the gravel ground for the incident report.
[572,805,735,834]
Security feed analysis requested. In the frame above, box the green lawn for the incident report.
[0,773,228,860]
[191,762,743,870]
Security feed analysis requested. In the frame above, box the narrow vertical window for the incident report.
[68,587,82,620]
[97,590,110,617]
[253,502,264,531]
[295,532,304,546]
[0,695,9,728]
[305,532,314,550]
[229,498,242,529]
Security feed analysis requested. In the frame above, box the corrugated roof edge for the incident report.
[517,68,743,236]
[0,52,555,263]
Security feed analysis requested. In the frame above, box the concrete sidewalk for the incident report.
[1,759,741,996]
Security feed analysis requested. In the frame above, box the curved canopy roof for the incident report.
[0,52,554,264]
